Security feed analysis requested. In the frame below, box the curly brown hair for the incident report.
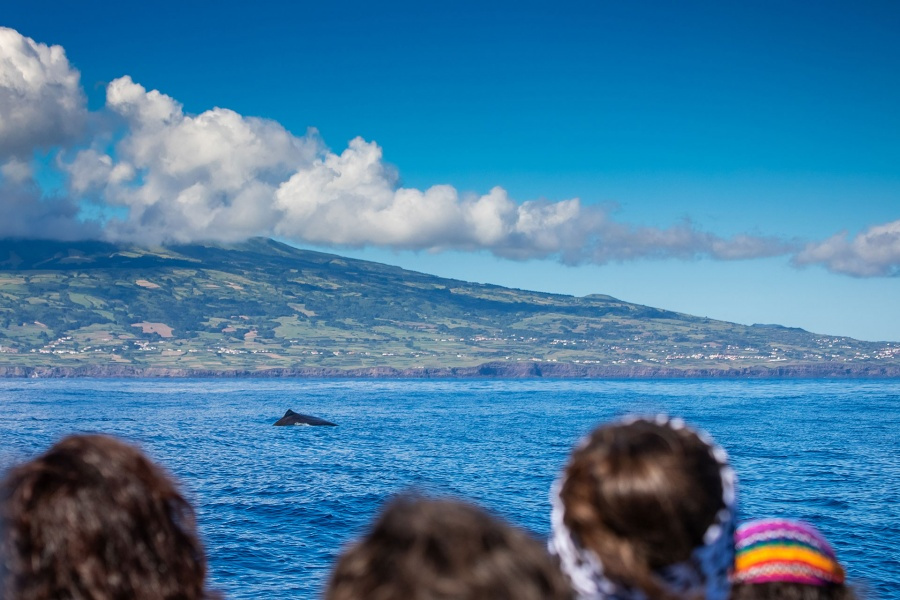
[0,434,218,600]
[558,419,726,600]
[325,495,573,600]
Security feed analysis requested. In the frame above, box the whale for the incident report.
[273,409,337,427]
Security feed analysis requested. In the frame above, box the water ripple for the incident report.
[0,378,897,599]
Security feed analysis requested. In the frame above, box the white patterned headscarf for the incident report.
[549,415,737,600]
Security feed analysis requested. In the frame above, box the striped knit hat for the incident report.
[733,519,845,586]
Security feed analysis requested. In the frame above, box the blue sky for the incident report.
[2,0,899,340]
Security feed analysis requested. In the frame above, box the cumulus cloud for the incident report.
[0,28,94,240]
[0,158,32,183]
[77,75,322,244]
[0,160,98,240]
[0,27,86,159]
[2,26,894,277]
[274,139,517,249]
[64,149,135,194]
[0,53,802,263]
[272,140,793,264]
[794,220,900,277]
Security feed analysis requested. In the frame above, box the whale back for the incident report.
[273,409,337,427]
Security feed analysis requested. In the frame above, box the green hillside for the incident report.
[0,238,897,377]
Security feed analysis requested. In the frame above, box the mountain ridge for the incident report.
[1,238,897,377]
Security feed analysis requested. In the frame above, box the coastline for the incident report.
[3,362,900,379]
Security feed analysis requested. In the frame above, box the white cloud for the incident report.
[0,27,86,158]
[0,162,98,240]
[272,138,790,263]
[581,221,795,264]
[273,138,602,256]
[61,76,796,262]
[275,139,469,248]
[95,76,322,244]
[0,158,32,183]
[794,220,900,277]
[64,149,135,194]
[4,26,893,278]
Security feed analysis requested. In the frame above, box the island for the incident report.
[0,238,898,378]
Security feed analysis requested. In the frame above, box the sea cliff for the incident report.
[3,362,899,379]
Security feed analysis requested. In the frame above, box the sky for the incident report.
[1,0,899,341]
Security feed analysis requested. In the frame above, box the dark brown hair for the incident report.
[731,582,858,600]
[0,434,217,600]
[325,495,573,600]
[559,419,725,600]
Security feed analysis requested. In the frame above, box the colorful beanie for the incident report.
[733,519,845,586]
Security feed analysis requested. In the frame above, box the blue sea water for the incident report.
[0,379,897,599]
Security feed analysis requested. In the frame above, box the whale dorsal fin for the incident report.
[283,409,298,418]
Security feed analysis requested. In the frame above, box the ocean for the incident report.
[0,379,897,599]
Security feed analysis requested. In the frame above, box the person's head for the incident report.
[325,495,573,600]
[731,519,855,600]
[550,416,736,600]
[0,434,216,600]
